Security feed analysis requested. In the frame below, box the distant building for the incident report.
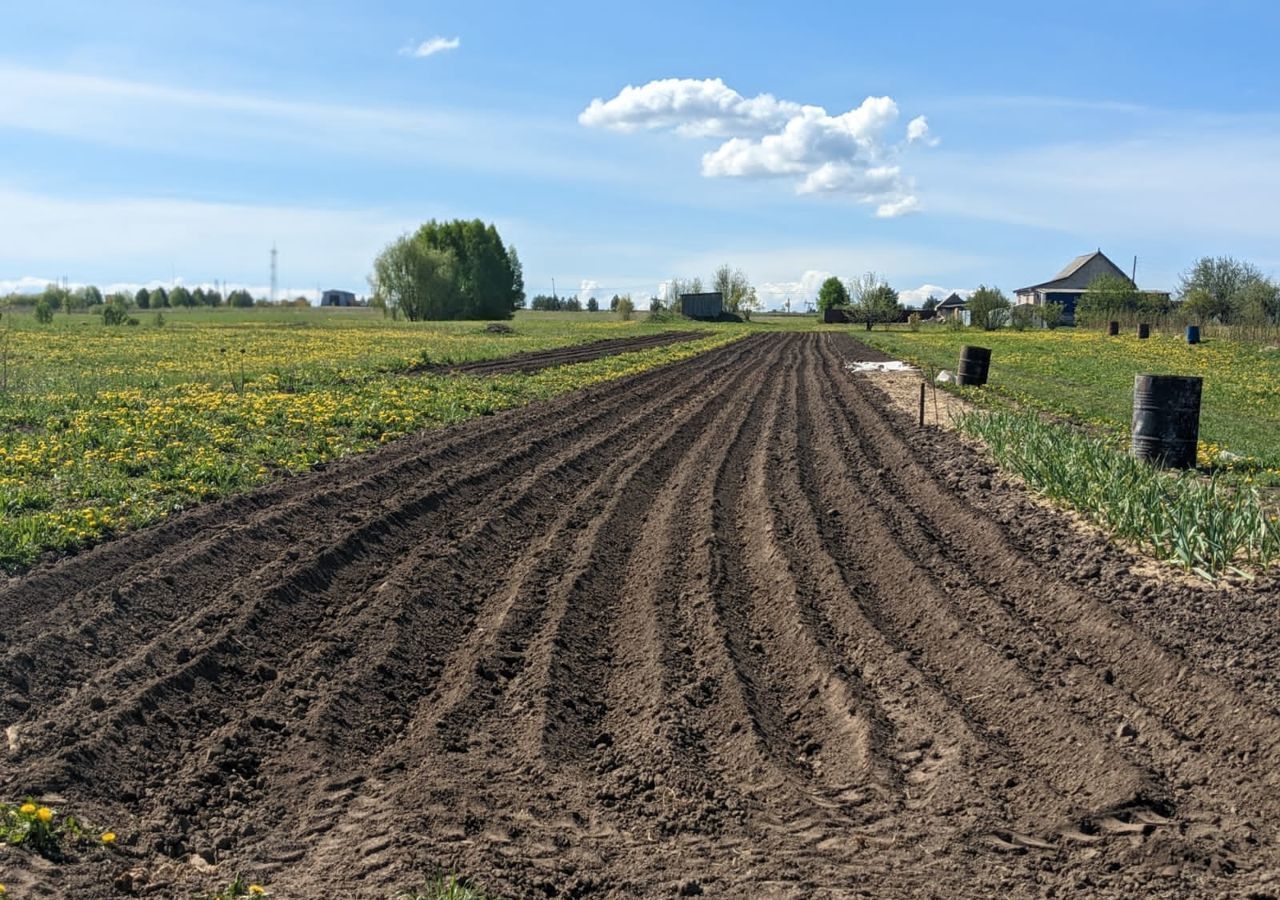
[934,292,968,323]
[679,291,724,320]
[320,289,357,307]
[1015,251,1133,324]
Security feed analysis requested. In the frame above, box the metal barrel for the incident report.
[1137,323,1151,339]
[956,345,992,386]
[1108,321,1120,336]
[1131,375,1202,468]
[1186,325,1201,344]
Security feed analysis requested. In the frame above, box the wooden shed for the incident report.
[679,292,724,320]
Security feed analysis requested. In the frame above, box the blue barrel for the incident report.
[1186,325,1201,344]
[1132,375,1202,468]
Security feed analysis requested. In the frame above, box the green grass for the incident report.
[396,872,495,900]
[859,326,1280,482]
[0,306,747,572]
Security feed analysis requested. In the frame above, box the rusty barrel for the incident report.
[1108,320,1120,336]
[1186,325,1201,344]
[1137,323,1151,339]
[1131,375,1202,468]
[956,345,992,386]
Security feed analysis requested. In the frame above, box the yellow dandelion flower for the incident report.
[101,831,117,844]
[19,802,36,815]
[0,882,6,894]
[249,886,267,895]
[37,806,53,823]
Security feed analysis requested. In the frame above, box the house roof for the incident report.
[1016,250,1132,293]
[935,292,967,309]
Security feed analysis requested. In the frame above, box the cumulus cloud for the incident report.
[581,79,933,215]
[907,115,938,146]
[899,283,971,307]
[577,279,601,302]
[579,77,800,138]
[401,36,460,58]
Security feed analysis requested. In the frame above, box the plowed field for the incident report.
[3,333,1280,898]
[416,331,707,376]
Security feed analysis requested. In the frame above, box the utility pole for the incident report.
[551,277,557,301]
[270,243,278,304]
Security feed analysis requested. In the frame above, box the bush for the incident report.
[967,285,1010,331]
[102,300,131,326]
[616,295,635,321]
[34,299,54,324]
[1010,305,1036,331]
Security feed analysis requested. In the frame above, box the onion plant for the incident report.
[956,410,1280,580]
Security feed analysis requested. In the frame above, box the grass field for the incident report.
[860,326,1280,482]
[0,306,741,572]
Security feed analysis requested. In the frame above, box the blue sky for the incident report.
[3,0,1279,307]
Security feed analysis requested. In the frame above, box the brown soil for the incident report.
[414,331,707,376]
[2,333,1280,898]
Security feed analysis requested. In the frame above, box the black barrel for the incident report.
[1132,375,1202,468]
[1137,323,1151,339]
[1108,320,1120,336]
[1186,325,1201,344]
[957,345,992,386]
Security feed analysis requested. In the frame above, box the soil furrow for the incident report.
[2,332,1277,898]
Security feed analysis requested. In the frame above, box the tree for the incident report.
[1079,274,1139,320]
[79,285,104,306]
[586,297,599,312]
[1178,256,1266,323]
[817,276,850,312]
[1236,278,1280,324]
[616,295,635,320]
[609,294,620,312]
[711,264,756,316]
[507,245,526,310]
[369,234,457,322]
[192,287,207,307]
[923,295,940,311]
[369,220,522,320]
[205,289,223,307]
[848,272,901,329]
[34,297,54,323]
[966,285,1011,330]
[665,276,703,312]
[135,287,151,310]
[170,286,194,308]
[151,286,169,308]
[227,289,254,308]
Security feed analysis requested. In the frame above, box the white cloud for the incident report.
[577,279,601,302]
[899,284,970,307]
[582,80,932,215]
[757,269,835,302]
[874,195,921,218]
[579,77,801,137]
[401,36,461,58]
[906,115,938,147]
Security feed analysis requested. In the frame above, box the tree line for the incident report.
[1080,257,1280,326]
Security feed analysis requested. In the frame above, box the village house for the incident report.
[934,292,968,324]
[1014,251,1133,324]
